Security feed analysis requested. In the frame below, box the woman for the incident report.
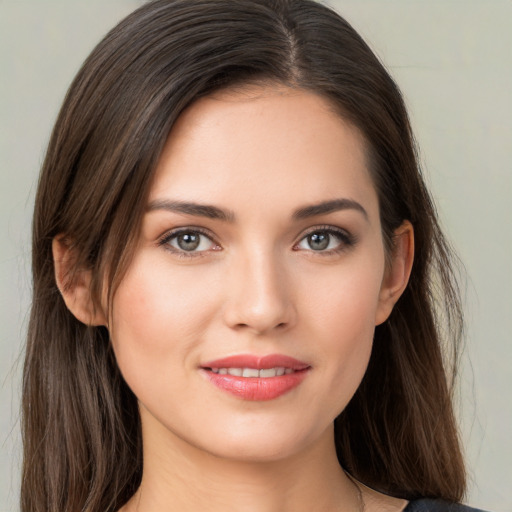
[21,1,487,511]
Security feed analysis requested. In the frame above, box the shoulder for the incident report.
[404,499,490,512]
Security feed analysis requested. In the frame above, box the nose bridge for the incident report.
[223,245,295,334]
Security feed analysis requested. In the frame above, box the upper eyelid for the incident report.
[158,226,217,244]
[296,224,352,240]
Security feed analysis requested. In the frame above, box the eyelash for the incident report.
[158,227,220,259]
[293,225,356,256]
[157,225,356,258]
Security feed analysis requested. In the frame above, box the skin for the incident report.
[54,85,413,512]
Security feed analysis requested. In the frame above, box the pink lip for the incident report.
[202,354,309,371]
[200,353,310,401]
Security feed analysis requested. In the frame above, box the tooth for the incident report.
[242,368,259,378]
[211,366,294,377]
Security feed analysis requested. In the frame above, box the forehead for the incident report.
[150,86,378,220]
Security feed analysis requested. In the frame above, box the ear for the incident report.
[375,221,414,326]
[52,236,107,326]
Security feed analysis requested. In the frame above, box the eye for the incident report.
[159,228,220,254]
[295,227,354,253]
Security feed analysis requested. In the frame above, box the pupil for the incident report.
[177,233,200,251]
[308,232,329,250]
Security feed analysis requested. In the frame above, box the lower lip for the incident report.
[201,369,309,401]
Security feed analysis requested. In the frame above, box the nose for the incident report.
[222,249,296,335]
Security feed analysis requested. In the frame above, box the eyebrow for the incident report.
[147,199,235,222]
[147,197,368,222]
[292,198,368,221]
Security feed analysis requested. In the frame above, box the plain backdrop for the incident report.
[1,1,510,511]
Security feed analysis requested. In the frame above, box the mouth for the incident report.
[209,367,296,377]
[200,354,311,401]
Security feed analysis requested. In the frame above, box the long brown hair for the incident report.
[22,1,466,510]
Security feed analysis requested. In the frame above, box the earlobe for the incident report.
[52,236,107,326]
[375,221,414,326]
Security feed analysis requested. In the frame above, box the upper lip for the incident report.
[201,354,310,370]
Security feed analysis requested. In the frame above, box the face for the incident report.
[108,86,397,462]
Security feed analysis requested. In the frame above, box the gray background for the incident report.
[1,1,510,511]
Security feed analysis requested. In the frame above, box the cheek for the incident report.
[298,254,384,401]
[108,254,220,388]
[303,253,384,338]
[319,286,377,377]
[113,254,217,333]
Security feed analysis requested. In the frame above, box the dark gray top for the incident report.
[404,499,488,512]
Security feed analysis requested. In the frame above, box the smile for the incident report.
[210,367,294,377]
[200,354,310,401]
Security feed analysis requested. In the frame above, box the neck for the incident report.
[123,413,361,512]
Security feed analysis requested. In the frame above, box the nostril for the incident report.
[233,321,287,332]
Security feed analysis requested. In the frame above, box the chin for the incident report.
[202,437,310,463]
[187,415,330,464]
